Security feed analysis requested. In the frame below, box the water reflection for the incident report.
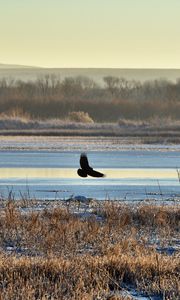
[0,149,179,200]
[0,168,178,179]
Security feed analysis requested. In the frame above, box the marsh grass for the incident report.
[1,115,180,147]
[0,199,179,299]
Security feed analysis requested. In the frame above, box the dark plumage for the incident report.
[77,153,105,178]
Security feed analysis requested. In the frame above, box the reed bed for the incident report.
[0,199,179,299]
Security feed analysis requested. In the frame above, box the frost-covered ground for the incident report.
[1,135,180,151]
[3,198,180,255]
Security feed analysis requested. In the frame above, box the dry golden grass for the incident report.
[0,200,179,299]
[68,111,94,123]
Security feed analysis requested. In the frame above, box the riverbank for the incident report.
[0,118,180,144]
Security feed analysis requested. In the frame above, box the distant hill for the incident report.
[0,63,40,69]
[0,66,180,83]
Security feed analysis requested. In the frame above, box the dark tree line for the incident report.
[0,75,180,121]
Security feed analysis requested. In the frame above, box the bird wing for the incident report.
[87,169,105,178]
[80,153,90,170]
[79,153,105,177]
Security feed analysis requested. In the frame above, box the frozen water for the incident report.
[0,149,179,201]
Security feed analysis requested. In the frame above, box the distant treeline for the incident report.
[0,75,180,121]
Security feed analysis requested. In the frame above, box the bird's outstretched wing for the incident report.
[78,153,105,178]
[80,153,90,170]
[87,169,105,177]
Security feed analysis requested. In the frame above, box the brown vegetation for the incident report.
[68,111,94,123]
[0,75,180,122]
[1,117,180,144]
[0,199,179,299]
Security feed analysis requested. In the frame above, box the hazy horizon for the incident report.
[1,62,180,70]
[1,63,180,70]
[1,67,180,83]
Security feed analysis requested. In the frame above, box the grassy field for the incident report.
[0,199,179,299]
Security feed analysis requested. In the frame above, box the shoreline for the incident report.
[0,123,180,146]
[0,135,180,151]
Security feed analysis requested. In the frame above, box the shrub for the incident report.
[68,111,94,123]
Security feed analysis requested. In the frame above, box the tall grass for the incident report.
[0,199,179,299]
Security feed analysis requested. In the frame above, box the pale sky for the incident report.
[0,0,180,68]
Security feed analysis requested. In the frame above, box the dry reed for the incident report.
[0,199,179,299]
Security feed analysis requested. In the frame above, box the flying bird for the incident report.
[77,153,105,178]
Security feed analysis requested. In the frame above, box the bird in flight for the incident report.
[77,153,105,178]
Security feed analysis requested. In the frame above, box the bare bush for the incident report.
[68,111,94,123]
